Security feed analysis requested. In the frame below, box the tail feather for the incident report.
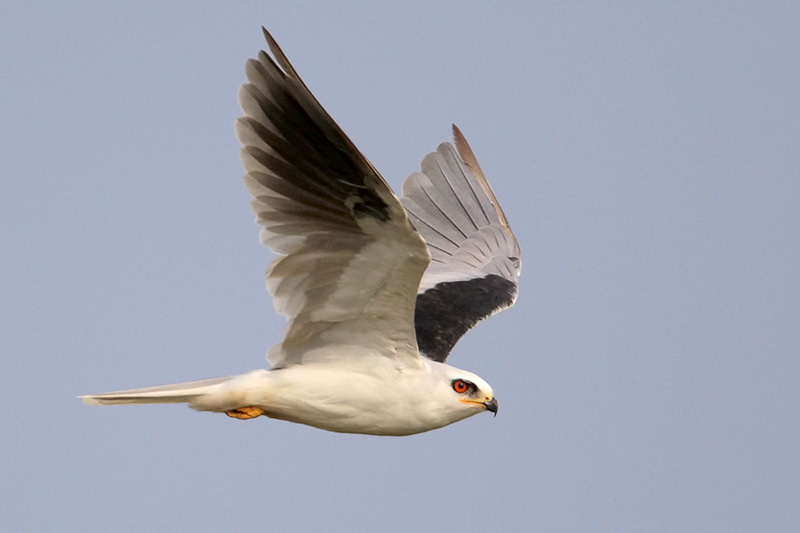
[80,377,232,406]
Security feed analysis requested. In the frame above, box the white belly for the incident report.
[203,365,474,436]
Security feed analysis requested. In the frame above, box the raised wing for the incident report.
[236,28,430,369]
[401,126,521,362]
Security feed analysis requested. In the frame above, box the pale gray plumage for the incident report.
[81,27,518,435]
[402,127,520,292]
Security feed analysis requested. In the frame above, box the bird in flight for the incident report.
[81,27,521,436]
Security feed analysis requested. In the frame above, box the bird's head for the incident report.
[429,363,498,419]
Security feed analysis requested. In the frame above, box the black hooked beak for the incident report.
[484,397,499,417]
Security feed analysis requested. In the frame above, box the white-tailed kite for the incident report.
[81,28,521,436]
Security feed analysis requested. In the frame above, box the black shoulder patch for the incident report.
[414,274,517,362]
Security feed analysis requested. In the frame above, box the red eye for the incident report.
[452,380,470,394]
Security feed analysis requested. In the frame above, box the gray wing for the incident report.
[401,126,521,362]
[237,28,430,369]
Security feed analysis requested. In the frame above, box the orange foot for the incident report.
[225,406,266,420]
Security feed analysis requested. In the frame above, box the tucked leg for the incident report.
[225,406,266,420]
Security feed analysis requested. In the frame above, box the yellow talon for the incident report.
[225,406,266,420]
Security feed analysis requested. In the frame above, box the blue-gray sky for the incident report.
[3,2,799,531]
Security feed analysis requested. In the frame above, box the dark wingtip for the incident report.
[261,26,279,55]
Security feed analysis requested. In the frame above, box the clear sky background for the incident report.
[3,2,799,531]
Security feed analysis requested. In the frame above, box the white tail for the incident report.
[80,377,232,406]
